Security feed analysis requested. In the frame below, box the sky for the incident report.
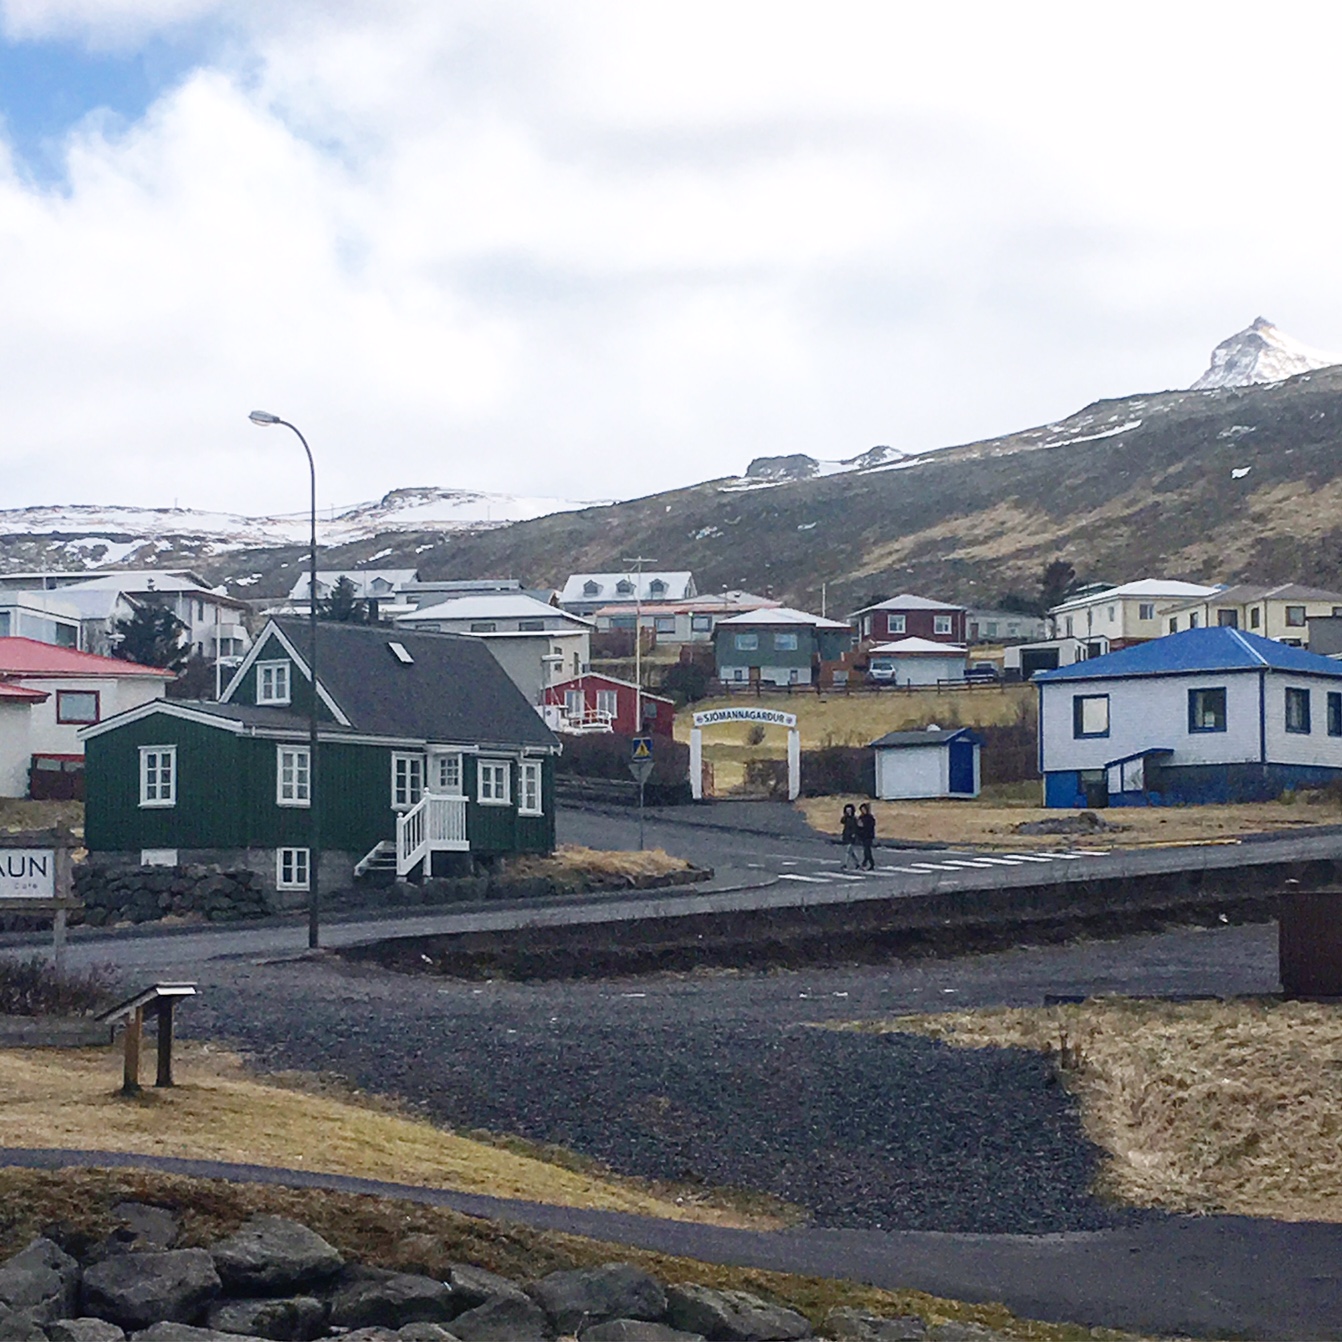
[3,1,1342,516]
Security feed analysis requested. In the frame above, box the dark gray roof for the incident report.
[165,702,355,735]
[273,618,560,750]
[868,727,979,749]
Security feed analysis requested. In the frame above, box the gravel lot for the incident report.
[167,922,1279,1236]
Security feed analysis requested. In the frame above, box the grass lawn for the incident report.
[503,844,694,882]
[0,798,83,835]
[796,791,1342,850]
[838,998,1342,1223]
[0,1167,1133,1341]
[0,1043,784,1229]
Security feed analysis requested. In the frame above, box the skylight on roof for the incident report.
[388,642,414,665]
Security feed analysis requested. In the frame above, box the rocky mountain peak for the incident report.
[1191,316,1340,390]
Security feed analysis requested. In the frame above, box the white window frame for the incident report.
[774,632,799,651]
[276,745,311,807]
[735,632,759,651]
[519,759,543,816]
[430,751,463,796]
[139,746,177,808]
[888,614,906,634]
[596,689,619,719]
[391,752,425,810]
[276,847,310,891]
[257,660,291,705]
[478,758,511,806]
[933,614,953,635]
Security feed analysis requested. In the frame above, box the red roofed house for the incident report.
[0,638,172,798]
[542,674,676,737]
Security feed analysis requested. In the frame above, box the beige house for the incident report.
[1047,580,1220,651]
[1162,583,1342,646]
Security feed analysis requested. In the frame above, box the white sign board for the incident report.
[693,707,798,729]
[0,849,56,900]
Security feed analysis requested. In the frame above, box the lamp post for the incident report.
[623,555,655,850]
[249,410,321,949]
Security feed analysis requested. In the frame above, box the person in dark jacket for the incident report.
[840,803,861,869]
[857,802,876,869]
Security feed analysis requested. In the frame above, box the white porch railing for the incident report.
[396,792,469,877]
[561,709,615,734]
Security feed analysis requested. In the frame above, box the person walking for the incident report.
[840,803,861,869]
[857,802,876,870]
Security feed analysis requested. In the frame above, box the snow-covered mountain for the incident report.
[0,486,600,561]
[1191,316,1340,390]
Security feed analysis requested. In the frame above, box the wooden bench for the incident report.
[98,983,197,1095]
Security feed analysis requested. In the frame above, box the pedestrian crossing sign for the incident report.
[631,735,653,760]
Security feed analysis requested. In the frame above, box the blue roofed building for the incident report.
[1036,627,1342,807]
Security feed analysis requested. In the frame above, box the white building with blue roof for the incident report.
[1036,627,1342,807]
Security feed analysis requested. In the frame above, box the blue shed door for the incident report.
[948,740,974,795]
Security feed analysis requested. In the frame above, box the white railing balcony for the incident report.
[559,709,615,735]
[395,792,469,877]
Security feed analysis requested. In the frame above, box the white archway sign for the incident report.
[690,707,800,801]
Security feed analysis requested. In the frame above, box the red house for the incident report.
[848,594,966,645]
[543,674,676,737]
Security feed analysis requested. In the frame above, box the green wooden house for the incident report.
[80,618,561,898]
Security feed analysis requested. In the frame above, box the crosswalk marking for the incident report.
[777,873,831,883]
[973,857,1028,866]
[999,853,1056,863]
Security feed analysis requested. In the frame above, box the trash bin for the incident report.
[1279,887,1342,998]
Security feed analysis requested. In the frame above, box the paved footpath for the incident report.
[3,1147,1340,1341]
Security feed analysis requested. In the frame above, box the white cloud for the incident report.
[2,1,1342,516]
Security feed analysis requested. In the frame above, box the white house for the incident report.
[1004,636,1107,679]
[870,727,981,799]
[866,637,968,686]
[1047,579,1220,651]
[0,594,84,649]
[964,609,1048,644]
[1161,583,1342,645]
[0,638,172,798]
[1036,627,1342,807]
[560,571,696,616]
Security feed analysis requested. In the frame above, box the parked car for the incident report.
[964,662,1001,683]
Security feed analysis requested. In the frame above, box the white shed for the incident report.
[867,637,967,686]
[870,726,982,800]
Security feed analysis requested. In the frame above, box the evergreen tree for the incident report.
[1039,559,1079,614]
[320,575,368,623]
[112,603,189,672]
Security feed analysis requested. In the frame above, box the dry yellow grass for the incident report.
[0,798,83,835]
[504,843,692,881]
[796,793,1342,850]
[842,999,1342,1222]
[0,1044,777,1229]
[676,687,1033,750]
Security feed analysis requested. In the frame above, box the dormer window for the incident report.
[257,661,291,705]
[648,579,667,597]
[616,579,634,596]
[583,580,601,597]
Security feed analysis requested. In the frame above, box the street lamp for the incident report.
[249,410,321,950]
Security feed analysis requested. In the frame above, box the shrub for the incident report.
[800,746,874,797]
[0,955,117,1017]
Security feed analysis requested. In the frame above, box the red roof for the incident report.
[0,637,172,679]
[0,682,49,702]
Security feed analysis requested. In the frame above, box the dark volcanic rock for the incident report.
[82,1250,222,1330]
[664,1285,810,1341]
[447,1293,550,1341]
[328,1274,455,1331]
[445,1266,527,1311]
[205,1295,327,1340]
[210,1219,343,1295]
[103,1204,180,1255]
[825,1310,928,1341]
[582,1323,706,1342]
[46,1321,128,1342]
[0,1237,81,1324]
[528,1264,665,1334]
[129,1326,254,1341]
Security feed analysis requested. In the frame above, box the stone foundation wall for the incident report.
[73,864,276,926]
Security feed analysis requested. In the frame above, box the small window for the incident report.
[478,759,511,805]
[933,615,952,635]
[518,619,545,632]
[276,847,310,891]
[1286,606,1307,627]
[735,633,759,651]
[1286,687,1312,734]
[1329,692,1342,738]
[788,668,800,684]
[596,690,618,718]
[691,614,713,632]
[140,849,177,867]
[1072,694,1110,739]
[519,759,543,815]
[654,615,676,634]
[616,579,634,596]
[391,752,425,809]
[388,641,414,664]
[732,668,746,682]
[1217,609,1239,628]
[1065,616,1074,636]
[1107,606,1116,621]
[432,752,463,795]
[888,614,907,634]
[1139,603,1155,621]
[139,746,176,807]
[565,688,584,715]
[583,580,600,596]
[1188,687,1227,733]
[648,579,667,597]
[1189,612,1200,629]
[56,690,99,725]
[276,746,311,806]
[774,632,799,651]
[1250,607,1261,628]
[257,661,291,704]
[1169,617,1178,634]
[470,622,497,633]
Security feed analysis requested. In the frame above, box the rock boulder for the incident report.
[528,1264,665,1335]
[82,1249,222,1330]
[210,1219,344,1296]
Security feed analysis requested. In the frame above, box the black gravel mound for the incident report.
[186,959,1147,1235]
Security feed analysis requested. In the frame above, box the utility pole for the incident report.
[623,555,655,849]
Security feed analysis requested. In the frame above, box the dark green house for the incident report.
[81,618,561,898]
[712,607,854,687]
